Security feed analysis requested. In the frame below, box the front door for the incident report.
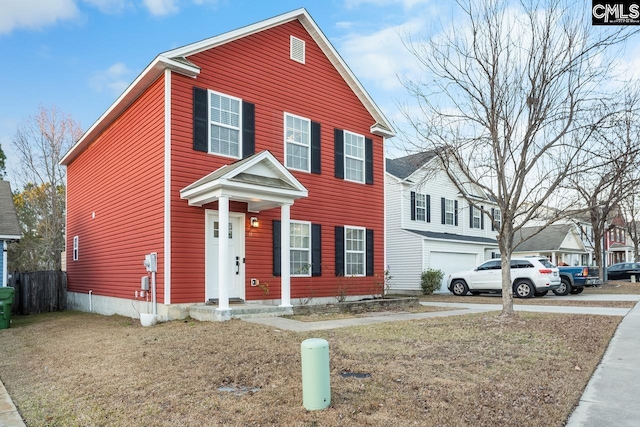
[205,211,245,301]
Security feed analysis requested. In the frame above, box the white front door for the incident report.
[205,211,245,301]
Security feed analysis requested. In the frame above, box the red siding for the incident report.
[66,76,166,301]
[169,20,385,303]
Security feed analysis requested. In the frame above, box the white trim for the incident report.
[290,35,306,64]
[164,69,172,305]
[280,204,292,307]
[290,220,312,277]
[208,89,243,159]
[344,225,366,277]
[283,112,311,172]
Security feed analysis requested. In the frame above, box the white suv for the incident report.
[447,257,561,298]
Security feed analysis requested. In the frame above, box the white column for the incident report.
[217,196,230,311]
[280,203,292,307]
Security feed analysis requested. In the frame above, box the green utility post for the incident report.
[300,338,331,410]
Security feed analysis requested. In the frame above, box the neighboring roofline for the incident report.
[0,234,21,241]
[61,8,395,166]
[404,229,499,246]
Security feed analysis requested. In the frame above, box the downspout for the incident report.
[89,290,92,312]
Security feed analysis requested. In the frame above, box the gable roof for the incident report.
[513,224,583,252]
[386,152,437,180]
[405,229,498,245]
[180,150,308,211]
[0,181,21,240]
[61,8,395,166]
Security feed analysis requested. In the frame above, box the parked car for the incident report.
[606,262,640,281]
[554,266,602,296]
[447,257,561,298]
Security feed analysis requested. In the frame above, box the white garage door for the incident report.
[430,252,478,293]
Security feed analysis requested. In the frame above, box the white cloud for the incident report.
[82,0,128,14]
[0,0,79,35]
[344,0,431,10]
[89,62,132,95]
[338,18,425,92]
[142,0,179,16]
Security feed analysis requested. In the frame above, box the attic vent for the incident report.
[290,36,305,64]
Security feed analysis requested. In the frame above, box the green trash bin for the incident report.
[0,287,15,330]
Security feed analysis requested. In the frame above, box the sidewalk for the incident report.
[0,380,25,427]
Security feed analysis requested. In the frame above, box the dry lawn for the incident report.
[420,294,636,308]
[589,280,640,294]
[0,310,621,427]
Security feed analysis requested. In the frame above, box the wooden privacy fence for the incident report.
[7,271,67,315]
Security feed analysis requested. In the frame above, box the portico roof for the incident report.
[180,151,308,211]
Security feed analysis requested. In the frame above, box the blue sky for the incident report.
[0,0,444,187]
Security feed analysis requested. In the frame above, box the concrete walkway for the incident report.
[1,294,639,426]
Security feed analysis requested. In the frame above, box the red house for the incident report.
[61,9,395,321]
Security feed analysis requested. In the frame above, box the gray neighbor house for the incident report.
[0,180,21,287]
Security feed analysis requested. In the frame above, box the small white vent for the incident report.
[290,36,305,64]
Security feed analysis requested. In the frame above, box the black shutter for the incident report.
[491,208,495,231]
[365,137,373,184]
[335,226,344,276]
[469,204,474,228]
[426,195,431,223]
[311,121,321,174]
[441,198,445,224]
[366,229,374,276]
[410,192,416,221]
[193,87,208,152]
[334,129,344,179]
[311,223,322,276]
[454,200,459,226]
[273,220,281,277]
[481,205,485,229]
[242,102,255,158]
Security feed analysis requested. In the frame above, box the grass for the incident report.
[0,307,625,427]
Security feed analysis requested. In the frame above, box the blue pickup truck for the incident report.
[554,266,602,296]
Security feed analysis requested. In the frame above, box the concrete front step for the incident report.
[189,304,293,322]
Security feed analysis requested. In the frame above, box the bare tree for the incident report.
[399,0,637,316]
[11,106,82,270]
[565,91,640,279]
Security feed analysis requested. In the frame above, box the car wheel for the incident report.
[570,287,584,294]
[553,278,571,296]
[513,280,534,298]
[451,280,469,296]
[470,291,481,296]
[534,290,548,297]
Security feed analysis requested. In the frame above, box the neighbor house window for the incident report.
[285,113,311,172]
[209,91,241,158]
[290,221,311,276]
[73,236,79,261]
[445,199,455,225]
[493,209,502,230]
[345,226,365,276]
[472,206,481,229]
[415,193,427,222]
[344,131,365,183]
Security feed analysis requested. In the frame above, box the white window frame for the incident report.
[290,220,311,277]
[343,130,365,184]
[345,225,366,277]
[472,206,481,229]
[493,209,502,230]
[415,193,427,222]
[284,113,311,172]
[208,89,242,159]
[445,199,455,225]
[73,236,79,261]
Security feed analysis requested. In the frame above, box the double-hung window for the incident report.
[493,209,501,230]
[285,113,311,172]
[73,236,79,261]
[209,91,241,158]
[290,221,311,276]
[345,226,365,276]
[445,199,455,225]
[344,131,365,183]
[472,206,481,229]
[416,194,427,222]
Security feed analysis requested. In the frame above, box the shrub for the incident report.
[421,269,444,295]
